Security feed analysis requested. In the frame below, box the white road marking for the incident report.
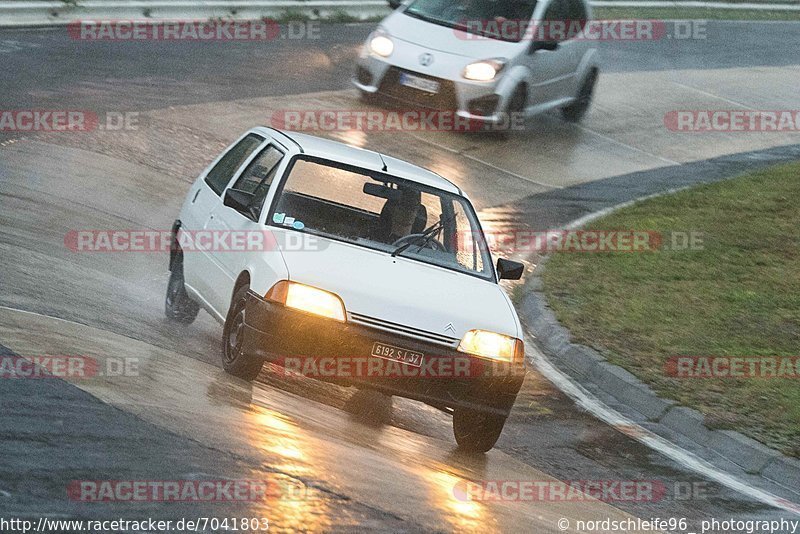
[408,133,564,190]
[575,124,681,165]
[670,82,759,110]
[0,39,40,53]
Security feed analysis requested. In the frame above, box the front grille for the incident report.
[378,67,458,112]
[349,312,460,347]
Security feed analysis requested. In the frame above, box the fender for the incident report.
[494,64,532,111]
[169,219,181,272]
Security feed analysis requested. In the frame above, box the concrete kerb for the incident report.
[517,196,800,494]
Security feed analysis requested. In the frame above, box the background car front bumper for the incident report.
[354,54,511,125]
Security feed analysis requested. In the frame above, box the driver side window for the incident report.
[231,145,285,221]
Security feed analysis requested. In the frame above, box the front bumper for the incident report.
[354,55,510,126]
[242,291,525,415]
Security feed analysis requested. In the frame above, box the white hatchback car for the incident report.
[166,127,526,451]
[354,0,599,127]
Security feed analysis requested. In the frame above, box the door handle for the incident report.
[191,189,201,204]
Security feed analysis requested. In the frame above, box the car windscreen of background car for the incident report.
[271,158,492,279]
[404,0,537,42]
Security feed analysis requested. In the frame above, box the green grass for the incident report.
[594,6,800,20]
[540,162,800,457]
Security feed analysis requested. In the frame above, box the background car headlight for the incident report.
[463,59,506,82]
[458,329,521,362]
[266,281,346,322]
[369,33,394,58]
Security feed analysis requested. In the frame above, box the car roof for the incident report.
[253,127,462,195]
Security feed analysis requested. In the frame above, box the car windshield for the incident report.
[270,157,494,280]
[404,0,537,42]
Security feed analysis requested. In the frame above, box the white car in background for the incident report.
[166,127,527,451]
[354,0,599,127]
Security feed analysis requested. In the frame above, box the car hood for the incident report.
[380,10,520,60]
[280,238,521,344]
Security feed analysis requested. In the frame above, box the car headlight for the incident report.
[463,59,507,82]
[266,281,346,322]
[369,32,394,58]
[458,329,522,363]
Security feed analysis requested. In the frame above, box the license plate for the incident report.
[399,72,440,94]
[371,342,423,367]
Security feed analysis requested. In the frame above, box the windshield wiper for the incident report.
[390,218,445,258]
[403,9,460,30]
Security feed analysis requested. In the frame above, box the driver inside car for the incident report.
[375,187,428,245]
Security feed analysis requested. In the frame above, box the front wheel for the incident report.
[486,85,527,138]
[453,408,508,453]
[222,284,263,381]
[561,69,597,123]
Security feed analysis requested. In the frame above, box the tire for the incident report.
[165,259,200,324]
[222,284,263,381]
[561,69,597,124]
[453,407,508,453]
[485,85,526,138]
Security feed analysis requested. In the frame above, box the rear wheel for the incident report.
[453,408,508,453]
[165,258,200,324]
[222,284,263,381]
[561,69,597,123]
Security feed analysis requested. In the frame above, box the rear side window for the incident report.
[543,0,569,24]
[566,0,587,29]
[204,133,264,196]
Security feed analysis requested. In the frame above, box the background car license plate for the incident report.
[399,73,440,94]
[371,342,423,367]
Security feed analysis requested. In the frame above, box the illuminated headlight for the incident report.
[463,59,506,82]
[266,281,346,322]
[369,32,394,58]
[458,329,521,362]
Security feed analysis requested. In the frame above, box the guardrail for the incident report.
[1,0,799,27]
[0,1,390,27]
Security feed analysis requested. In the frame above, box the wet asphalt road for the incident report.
[1,20,799,533]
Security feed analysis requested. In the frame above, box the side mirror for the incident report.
[224,188,258,221]
[387,0,403,8]
[530,40,559,53]
[497,258,524,280]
